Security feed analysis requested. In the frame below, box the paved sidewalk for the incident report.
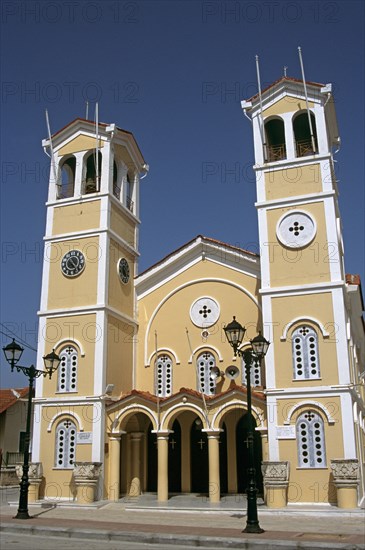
[1,490,364,549]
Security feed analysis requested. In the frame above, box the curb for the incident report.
[1,522,364,550]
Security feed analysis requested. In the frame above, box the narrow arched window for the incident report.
[296,410,326,468]
[55,419,77,468]
[265,118,286,162]
[242,355,262,387]
[293,112,318,157]
[59,156,76,199]
[113,160,121,199]
[84,151,102,193]
[155,354,172,397]
[197,351,216,396]
[58,346,78,392]
[292,326,320,380]
[126,172,134,212]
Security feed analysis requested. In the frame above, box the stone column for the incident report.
[129,432,143,497]
[157,432,169,502]
[330,459,359,509]
[15,463,43,503]
[108,433,122,501]
[261,461,289,508]
[206,431,221,503]
[73,462,102,504]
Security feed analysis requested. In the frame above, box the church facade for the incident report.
[31,76,365,508]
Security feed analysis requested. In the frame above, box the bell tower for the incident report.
[242,77,361,504]
[31,118,148,498]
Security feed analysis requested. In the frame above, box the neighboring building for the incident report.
[31,75,365,507]
[0,388,29,476]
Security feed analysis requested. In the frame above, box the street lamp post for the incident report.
[2,339,60,519]
[224,317,270,534]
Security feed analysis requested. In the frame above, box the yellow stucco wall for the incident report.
[107,314,134,395]
[263,97,315,118]
[265,164,322,200]
[58,135,104,156]
[108,239,134,317]
[110,204,136,248]
[42,313,97,396]
[38,404,95,500]
[276,398,342,504]
[52,201,101,236]
[136,257,261,395]
[271,293,338,387]
[47,237,99,309]
[267,202,331,287]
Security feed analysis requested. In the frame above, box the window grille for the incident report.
[242,356,262,387]
[296,410,326,468]
[292,326,320,380]
[55,420,77,468]
[197,352,216,396]
[156,355,172,397]
[58,346,78,392]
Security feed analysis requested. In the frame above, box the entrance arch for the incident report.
[236,413,263,495]
[190,417,208,494]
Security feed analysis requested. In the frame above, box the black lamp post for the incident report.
[224,317,270,534]
[2,339,60,519]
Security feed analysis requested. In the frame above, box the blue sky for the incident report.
[1,0,364,388]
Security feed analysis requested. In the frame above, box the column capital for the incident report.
[130,431,144,441]
[151,430,172,438]
[108,431,125,440]
[203,429,222,438]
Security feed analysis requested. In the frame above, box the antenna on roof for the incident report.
[255,55,268,162]
[298,46,317,154]
[45,109,60,196]
[85,101,89,120]
[95,102,100,191]
[283,66,288,77]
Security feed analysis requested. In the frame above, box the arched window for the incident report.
[55,419,77,468]
[155,354,173,397]
[265,118,286,162]
[58,156,76,199]
[196,351,216,396]
[126,172,134,212]
[293,111,318,157]
[242,356,262,387]
[296,410,326,468]
[292,326,320,380]
[84,151,102,194]
[113,160,121,199]
[58,346,78,392]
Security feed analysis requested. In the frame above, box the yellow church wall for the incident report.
[38,404,95,500]
[276,398,342,504]
[265,164,322,200]
[108,239,134,317]
[47,237,99,310]
[263,97,315,118]
[107,315,134,395]
[137,273,260,395]
[271,293,338,387]
[41,313,96,396]
[58,135,104,156]
[52,201,101,236]
[110,204,136,249]
[267,202,332,287]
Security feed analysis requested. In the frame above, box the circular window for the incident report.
[276,211,316,249]
[190,297,220,328]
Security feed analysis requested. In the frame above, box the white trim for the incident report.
[94,310,106,396]
[53,338,86,356]
[92,402,103,462]
[160,402,207,431]
[266,395,279,460]
[147,348,180,368]
[276,209,317,249]
[332,286,351,385]
[260,280,344,296]
[97,232,109,305]
[188,345,224,364]
[340,393,357,457]
[38,304,137,327]
[211,399,265,429]
[283,400,336,425]
[47,410,84,432]
[281,317,330,341]
[262,295,276,389]
[323,197,342,282]
[112,404,158,431]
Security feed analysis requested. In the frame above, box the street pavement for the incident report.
[0,487,364,549]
